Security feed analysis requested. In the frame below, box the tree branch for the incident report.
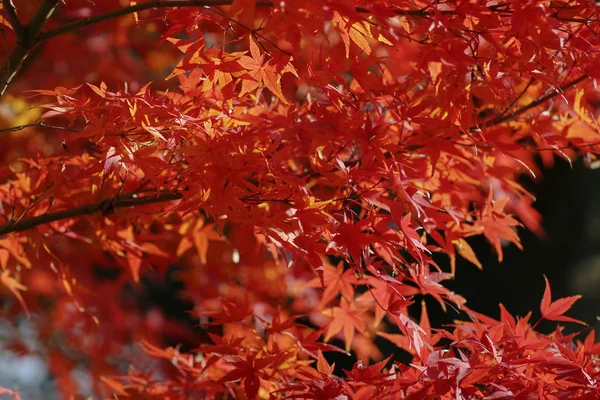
[2,0,24,42]
[0,191,182,237]
[479,74,589,129]
[0,121,82,134]
[0,0,58,97]
[38,0,274,42]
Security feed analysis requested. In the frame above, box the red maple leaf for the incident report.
[324,298,369,352]
[217,352,287,399]
[307,259,357,306]
[539,276,586,325]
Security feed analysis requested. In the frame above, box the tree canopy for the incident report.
[1,0,600,398]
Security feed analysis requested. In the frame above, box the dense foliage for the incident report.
[1,0,600,398]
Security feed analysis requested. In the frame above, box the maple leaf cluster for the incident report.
[0,0,600,399]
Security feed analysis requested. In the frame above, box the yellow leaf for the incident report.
[141,121,167,141]
[166,37,194,53]
[0,249,8,269]
[377,34,393,46]
[248,36,261,61]
[351,21,371,37]
[176,236,193,257]
[127,99,137,118]
[428,62,443,84]
[63,278,73,296]
[332,12,350,58]
[87,82,107,98]
[100,376,128,396]
[0,3,12,29]
[117,225,135,241]
[573,88,593,123]
[574,89,584,114]
[126,251,142,282]
[130,1,139,22]
[142,243,169,257]
[240,77,261,99]
[399,17,411,33]
[333,12,372,57]
[453,238,482,270]
[349,27,371,55]
[1,269,29,316]
[263,69,288,104]
[0,238,31,269]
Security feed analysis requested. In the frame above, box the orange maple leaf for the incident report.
[238,37,297,104]
[324,298,368,352]
[0,269,29,316]
[307,259,357,306]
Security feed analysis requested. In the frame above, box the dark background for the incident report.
[442,158,600,333]
[362,156,600,369]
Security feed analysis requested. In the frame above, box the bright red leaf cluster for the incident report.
[0,0,599,399]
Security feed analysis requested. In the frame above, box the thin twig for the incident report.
[501,77,535,116]
[38,0,274,42]
[0,190,182,237]
[2,0,24,42]
[39,0,599,44]
[478,74,589,129]
[37,1,439,43]
[0,121,82,134]
[205,6,293,56]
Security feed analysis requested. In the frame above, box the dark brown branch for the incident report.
[0,121,82,134]
[479,74,589,129]
[36,1,434,43]
[2,0,24,42]
[39,0,274,42]
[2,0,271,97]
[0,191,182,237]
[501,77,535,116]
[0,0,58,97]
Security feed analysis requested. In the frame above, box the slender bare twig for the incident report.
[0,121,82,134]
[2,0,24,42]
[477,74,589,129]
[0,191,182,237]
[37,1,444,44]
[38,0,274,42]
[501,77,536,117]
